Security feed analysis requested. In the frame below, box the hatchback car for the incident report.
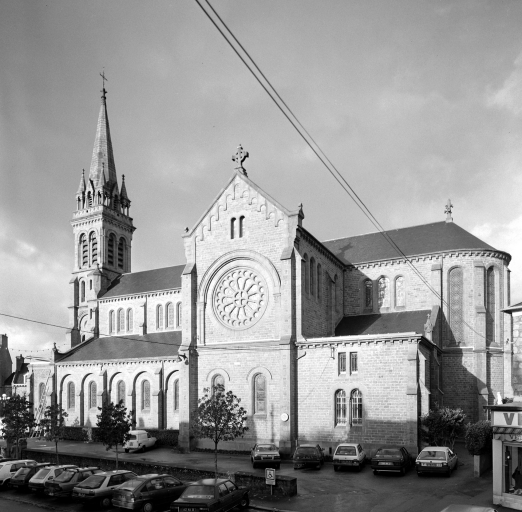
[416,446,458,477]
[112,473,187,511]
[333,443,366,472]
[28,464,78,493]
[10,462,50,491]
[371,446,412,475]
[45,466,102,497]
[73,469,137,507]
[292,444,325,470]
[250,443,281,469]
[124,430,157,453]
[170,478,250,512]
[0,459,37,488]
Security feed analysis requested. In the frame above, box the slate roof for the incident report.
[335,310,431,337]
[323,221,503,265]
[57,331,181,363]
[101,265,184,298]
[4,363,29,385]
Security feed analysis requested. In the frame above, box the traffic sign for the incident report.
[265,468,276,486]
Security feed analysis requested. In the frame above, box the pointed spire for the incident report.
[88,83,118,189]
[76,169,86,194]
[120,174,129,201]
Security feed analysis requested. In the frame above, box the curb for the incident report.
[0,493,60,511]
[250,504,297,512]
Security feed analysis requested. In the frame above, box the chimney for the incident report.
[1,334,7,349]
[15,355,24,372]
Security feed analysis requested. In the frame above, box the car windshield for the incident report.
[77,475,106,489]
[257,444,277,451]
[181,485,215,499]
[55,470,76,483]
[376,449,401,457]
[336,446,356,456]
[296,447,317,456]
[34,469,50,479]
[418,450,446,461]
[117,478,146,491]
[16,468,33,476]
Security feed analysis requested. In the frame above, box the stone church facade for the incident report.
[29,89,513,456]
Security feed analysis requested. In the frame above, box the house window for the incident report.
[108,234,115,266]
[254,374,266,414]
[486,267,496,345]
[350,389,362,425]
[310,257,316,296]
[395,276,405,307]
[117,380,125,406]
[67,382,75,410]
[335,390,347,426]
[173,379,179,411]
[239,216,245,237]
[364,279,372,309]
[231,218,236,239]
[118,239,125,270]
[89,381,97,409]
[142,380,150,410]
[89,232,98,265]
[117,309,125,333]
[448,267,464,345]
[157,305,164,330]
[176,302,182,328]
[127,308,133,333]
[166,303,174,328]
[80,280,85,303]
[79,234,88,268]
[338,352,346,374]
[350,353,358,374]
[109,310,115,334]
[378,277,390,308]
[212,374,225,393]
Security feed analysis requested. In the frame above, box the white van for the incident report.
[0,459,36,487]
[123,430,156,453]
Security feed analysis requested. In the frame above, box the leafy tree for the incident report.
[39,404,68,464]
[0,394,35,458]
[465,420,492,456]
[191,384,248,477]
[421,404,467,450]
[96,400,133,469]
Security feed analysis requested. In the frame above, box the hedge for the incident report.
[60,427,178,447]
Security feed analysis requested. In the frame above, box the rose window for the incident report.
[213,268,267,330]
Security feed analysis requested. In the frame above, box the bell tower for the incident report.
[67,82,135,348]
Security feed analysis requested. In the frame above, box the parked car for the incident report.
[440,507,498,512]
[371,446,412,475]
[124,430,157,453]
[333,443,366,472]
[170,478,250,512]
[250,443,281,469]
[112,473,187,511]
[416,446,458,477]
[28,464,78,493]
[10,462,50,491]
[44,466,102,497]
[73,469,137,508]
[292,444,325,470]
[0,460,37,488]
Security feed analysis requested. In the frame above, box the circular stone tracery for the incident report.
[213,267,268,330]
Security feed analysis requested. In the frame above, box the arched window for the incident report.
[166,303,174,328]
[117,380,126,406]
[350,389,362,426]
[395,276,405,308]
[303,254,309,294]
[108,234,116,267]
[448,267,464,345]
[335,389,347,426]
[239,216,245,238]
[39,382,46,404]
[364,279,373,309]
[117,308,125,333]
[212,374,225,394]
[157,305,164,330]
[310,257,316,296]
[127,308,133,333]
[118,238,125,270]
[176,302,182,328]
[486,267,496,345]
[230,218,236,239]
[378,277,390,308]
[67,382,75,410]
[317,264,322,302]
[109,310,115,334]
[173,379,179,411]
[142,380,150,410]
[89,381,97,409]
[87,192,93,207]
[89,232,98,265]
[80,280,86,303]
[254,374,266,414]
[79,234,88,268]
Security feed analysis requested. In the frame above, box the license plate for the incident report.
[262,456,272,459]
[422,463,442,467]
[379,462,393,465]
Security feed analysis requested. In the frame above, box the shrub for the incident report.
[147,429,179,447]
[62,427,88,442]
[420,405,467,450]
[465,420,492,456]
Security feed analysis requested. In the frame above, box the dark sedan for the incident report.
[10,463,50,491]
[250,443,281,469]
[371,446,412,475]
[292,444,325,470]
[112,474,187,512]
[170,478,250,512]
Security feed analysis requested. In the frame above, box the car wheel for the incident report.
[100,497,111,508]
[400,467,405,476]
[276,463,280,470]
[373,470,378,475]
[417,471,422,477]
[446,467,452,478]
[142,502,154,512]
[334,465,339,472]
[239,494,249,509]
[125,449,129,453]
[252,462,257,469]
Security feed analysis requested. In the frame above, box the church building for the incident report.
[29,88,514,456]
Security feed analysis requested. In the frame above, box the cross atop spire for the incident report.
[232,144,249,175]
[100,70,108,101]
[445,199,453,223]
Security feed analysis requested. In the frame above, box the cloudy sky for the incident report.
[1,0,522,359]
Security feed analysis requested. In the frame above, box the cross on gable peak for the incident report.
[445,198,453,223]
[232,144,249,175]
